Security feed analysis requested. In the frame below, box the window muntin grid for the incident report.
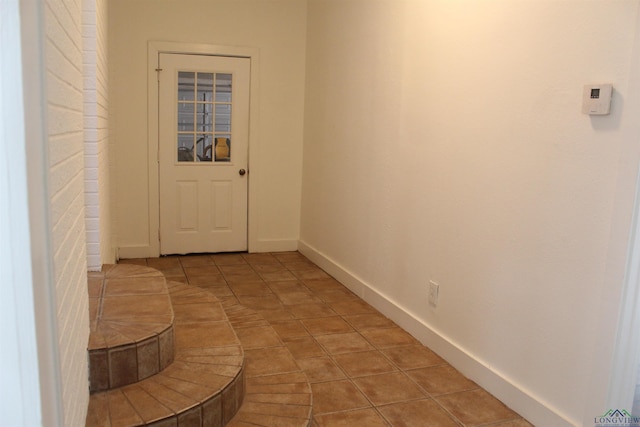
[176,71,232,163]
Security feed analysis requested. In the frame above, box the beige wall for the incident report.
[109,0,307,257]
[45,0,91,423]
[300,1,640,425]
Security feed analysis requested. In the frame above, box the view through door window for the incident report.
[176,71,232,163]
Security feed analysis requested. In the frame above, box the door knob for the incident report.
[239,169,246,176]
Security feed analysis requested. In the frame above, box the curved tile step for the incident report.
[208,295,312,427]
[88,264,175,392]
[85,282,245,427]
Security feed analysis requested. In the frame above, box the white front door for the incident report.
[158,53,250,254]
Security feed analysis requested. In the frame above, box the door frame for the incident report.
[148,41,260,256]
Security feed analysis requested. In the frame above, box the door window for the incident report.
[176,71,232,163]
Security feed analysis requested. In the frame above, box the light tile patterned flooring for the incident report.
[120,252,533,427]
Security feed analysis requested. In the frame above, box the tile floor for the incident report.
[120,252,533,427]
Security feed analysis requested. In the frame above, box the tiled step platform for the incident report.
[85,264,312,427]
[86,265,244,426]
[87,265,175,392]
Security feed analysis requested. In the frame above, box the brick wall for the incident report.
[45,0,91,423]
[83,0,112,270]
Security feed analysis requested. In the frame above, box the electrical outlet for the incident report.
[428,281,439,307]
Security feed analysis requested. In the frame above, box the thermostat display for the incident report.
[582,84,612,115]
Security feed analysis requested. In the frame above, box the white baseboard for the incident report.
[298,239,575,427]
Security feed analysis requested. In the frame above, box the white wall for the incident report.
[83,0,113,269]
[300,1,640,425]
[109,0,307,257]
[45,0,91,423]
[1,0,61,423]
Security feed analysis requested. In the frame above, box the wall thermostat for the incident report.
[582,84,612,115]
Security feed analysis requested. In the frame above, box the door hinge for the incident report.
[155,68,163,81]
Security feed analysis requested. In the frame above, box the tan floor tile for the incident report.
[174,321,238,349]
[187,274,227,286]
[164,274,188,284]
[315,332,374,354]
[302,277,347,291]
[302,316,355,336]
[296,356,346,382]
[354,372,426,406]
[218,264,255,275]
[172,302,226,323]
[179,255,215,267]
[200,283,234,296]
[273,252,309,263]
[86,394,110,426]
[378,399,459,427]
[211,253,247,265]
[101,294,171,320]
[271,319,310,339]
[228,281,273,296]
[293,268,331,280]
[283,261,318,272]
[327,298,377,315]
[314,408,389,427]
[436,389,519,426]
[258,308,296,322]
[261,270,298,282]
[136,379,197,413]
[151,374,212,402]
[244,347,300,377]
[284,336,327,359]
[287,302,337,319]
[239,401,311,419]
[232,412,309,426]
[225,272,264,284]
[146,257,180,270]
[121,384,173,424]
[245,372,311,395]
[343,313,396,331]
[104,276,167,296]
[252,263,288,273]
[107,389,144,426]
[244,392,311,406]
[407,364,477,396]
[236,294,284,311]
[381,345,445,370]
[234,326,283,349]
[278,291,321,305]
[162,361,230,390]
[267,280,308,293]
[360,326,419,348]
[333,351,396,378]
[159,267,186,277]
[314,289,359,303]
[118,258,148,266]
[243,253,280,264]
[311,380,371,415]
[104,264,163,279]
[183,265,221,277]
